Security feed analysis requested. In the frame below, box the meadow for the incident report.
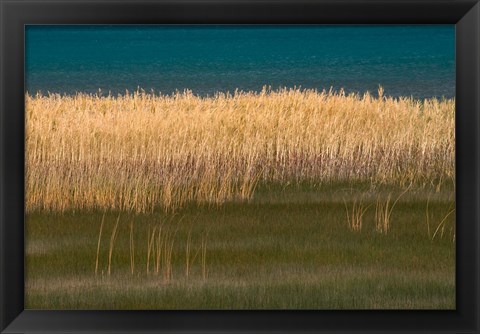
[25,88,455,309]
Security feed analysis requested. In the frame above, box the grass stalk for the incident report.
[107,215,120,276]
[94,213,105,275]
[129,220,135,275]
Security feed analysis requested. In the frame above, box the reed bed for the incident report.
[26,88,455,213]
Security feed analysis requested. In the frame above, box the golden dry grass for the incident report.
[26,87,455,213]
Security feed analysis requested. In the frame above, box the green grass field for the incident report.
[25,183,455,309]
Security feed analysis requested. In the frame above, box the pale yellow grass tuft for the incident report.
[344,197,372,232]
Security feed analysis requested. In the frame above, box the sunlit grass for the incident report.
[26,87,454,213]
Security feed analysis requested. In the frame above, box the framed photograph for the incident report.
[1,0,479,333]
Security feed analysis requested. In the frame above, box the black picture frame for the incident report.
[1,0,479,333]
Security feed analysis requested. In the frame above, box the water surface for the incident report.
[26,25,455,98]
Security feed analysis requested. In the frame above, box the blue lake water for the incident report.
[25,25,455,99]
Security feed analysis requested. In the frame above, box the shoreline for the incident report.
[25,86,456,101]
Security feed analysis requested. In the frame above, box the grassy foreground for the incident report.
[25,89,455,309]
[26,183,455,310]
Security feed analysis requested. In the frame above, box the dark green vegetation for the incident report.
[25,183,455,309]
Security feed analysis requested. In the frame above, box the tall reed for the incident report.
[200,232,208,281]
[94,213,105,275]
[146,226,157,274]
[129,220,135,275]
[107,216,120,275]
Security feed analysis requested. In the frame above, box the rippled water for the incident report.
[26,25,455,99]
